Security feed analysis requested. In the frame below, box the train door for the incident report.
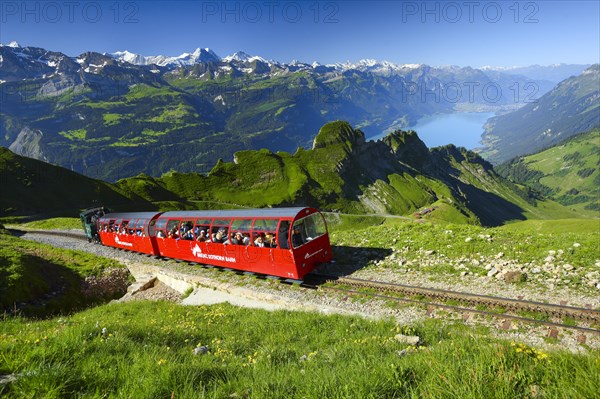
[271,219,296,278]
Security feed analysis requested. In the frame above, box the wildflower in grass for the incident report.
[157,359,167,365]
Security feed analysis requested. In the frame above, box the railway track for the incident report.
[17,228,600,335]
[309,274,600,325]
[10,229,89,241]
[307,274,600,335]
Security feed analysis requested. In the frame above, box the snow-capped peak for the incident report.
[5,41,21,48]
[109,48,221,67]
[223,51,268,64]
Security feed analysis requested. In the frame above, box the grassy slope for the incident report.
[497,129,600,216]
[1,213,598,396]
[1,301,597,398]
[0,227,126,315]
[330,217,599,281]
[0,147,152,216]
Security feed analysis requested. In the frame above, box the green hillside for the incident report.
[0,147,149,216]
[2,121,581,225]
[497,129,600,216]
[116,121,575,226]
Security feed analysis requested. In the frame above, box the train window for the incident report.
[229,219,252,245]
[212,219,230,226]
[119,220,129,234]
[277,220,290,249]
[292,214,326,248]
[126,220,136,235]
[108,220,116,232]
[148,219,157,237]
[135,219,146,236]
[252,219,278,247]
[193,221,211,242]
[166,219,181,239]
[210,219,231,243]
[253,219,278,232]
[154,219,167,238]
[211,225,229,243]
[180,220,195,240]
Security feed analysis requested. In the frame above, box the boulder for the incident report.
[394,334,420,346]
[504,271,527,283]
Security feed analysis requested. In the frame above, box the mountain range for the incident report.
[480,64,600,164]
[1,43,563,180]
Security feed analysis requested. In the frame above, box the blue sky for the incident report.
[1,0,599,67]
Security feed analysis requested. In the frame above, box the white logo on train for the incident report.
[192,244,235,263]
[115,236,133,247]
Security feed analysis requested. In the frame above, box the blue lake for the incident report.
[368,112,495,149]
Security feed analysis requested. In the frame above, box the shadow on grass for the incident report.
[0,250,121,319]
[313,245,393,277]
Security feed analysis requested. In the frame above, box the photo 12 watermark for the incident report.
[401,1,539,24]
[1,1,140,23]
[200,1,340,23]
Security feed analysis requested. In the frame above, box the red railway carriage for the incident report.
[96,207,332,279]
[97,212,162,255]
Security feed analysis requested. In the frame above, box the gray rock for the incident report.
[193,346,209,355]
[396,349,409,357]
[487,267,498,277]
[394,334,420,346]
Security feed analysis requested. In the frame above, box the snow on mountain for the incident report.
[478,63,591,83]
[222,51,268,64]
[109,48,221,67]
[327,59,422,74]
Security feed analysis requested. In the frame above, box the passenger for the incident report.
[265,233,276,248]
[196,230,207,242]
[157,230,165,238]
[213,228,226,243]
[184,229,194,240]
[292,226,303,247]
[254,234,265,247]
[242,234,251,246]
[231,232,244,245]
[278,222,290,249]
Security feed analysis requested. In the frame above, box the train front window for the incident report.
[292,213,327,248]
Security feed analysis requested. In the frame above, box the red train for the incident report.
[94,207,333,280]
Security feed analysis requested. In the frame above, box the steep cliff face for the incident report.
[8,127,46,161]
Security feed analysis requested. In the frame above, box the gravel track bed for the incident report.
[20,230,600,352]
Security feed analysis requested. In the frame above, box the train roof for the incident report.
[159,207,317,219]
[100,212,161,221]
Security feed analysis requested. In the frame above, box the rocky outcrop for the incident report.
[8,127,46,161]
